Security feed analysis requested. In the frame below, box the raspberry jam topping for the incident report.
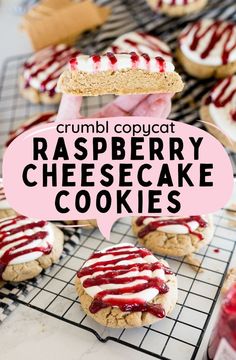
[180,20,236,65]
[136,216,207,240]
[0,216,52,277]
[23,44,80,97]
[77,244,173,317]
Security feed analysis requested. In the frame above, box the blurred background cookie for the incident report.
[106,31,173,62]
[0,215,64,282]
[200,75,236,152]
[147,0,207,17]
[177,19,236,79]
[19,43,80,104]
[75,243,178,328]
[132,215,214,257]
[5,111,56,147]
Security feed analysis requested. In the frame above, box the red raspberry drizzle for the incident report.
[77,245,173,317]
[106,52,117,65]
[6,112,55,147]
[181,20,236,65]
[136,216,207,240]
[23,45,80,97]
[0,215,51,278]
[204,76,236,122]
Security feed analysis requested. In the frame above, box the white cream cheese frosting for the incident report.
[179,19,236,66]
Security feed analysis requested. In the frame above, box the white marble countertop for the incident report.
[0,1,236,359]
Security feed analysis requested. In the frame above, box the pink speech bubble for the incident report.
[3,117,234,239]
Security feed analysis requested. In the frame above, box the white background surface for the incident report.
[0,1,236,360]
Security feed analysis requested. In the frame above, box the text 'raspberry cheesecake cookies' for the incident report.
[0,215,64,282]
[147,0,207,17]
[58,52,184,96]
[20,44,80,104]
[177,19,236,79]
[75,243,177,328]
[132,215,214,257]
[200,76,236,152]
[106,31,173,62]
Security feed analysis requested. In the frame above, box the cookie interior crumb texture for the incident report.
[58,68,184,96]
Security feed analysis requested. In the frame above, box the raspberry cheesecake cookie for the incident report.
[0,181,16,219]
[65,219,97,229]
[177,19,236,79]
[75,243,177,328]
[0,215,64,282]
[147,0,207,17]
[132,215,214,257]
[20,44,80,104]
[6,112,56,147]
[106,32,173,62]
[200,76,236,152]
[58,52,184,96]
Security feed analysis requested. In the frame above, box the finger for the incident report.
[131,93,173,118]
[91,94,148,118]
[56,94,83,122]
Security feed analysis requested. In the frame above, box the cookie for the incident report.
[106,31,173,62]
[75,243,177,328]
[6,112,56,147]
[58,52,184,96]
[132,215,214,257]
[65,219,97,229]
[0,181,16,219]
[177,19,236,79]
[147,0,207,17]
[20,44,80,104]
[200,76,236,152]
[0,215,64,282]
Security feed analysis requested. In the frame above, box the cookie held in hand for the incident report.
[75,243,177,328]
[58,52,184,96]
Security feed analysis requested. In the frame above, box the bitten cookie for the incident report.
[0,215,64,282]
[58,52,184,96]
[20,44,80,104]
[5,112,56,147]
[200,76,236,152]
[75,243,177,328]
[132,215,214,257]
[0,181,16,219]
[177,19,236,79]
[147,0,207,17]
[106,31,173,62]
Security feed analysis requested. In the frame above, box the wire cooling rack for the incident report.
[0,211,235,360]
